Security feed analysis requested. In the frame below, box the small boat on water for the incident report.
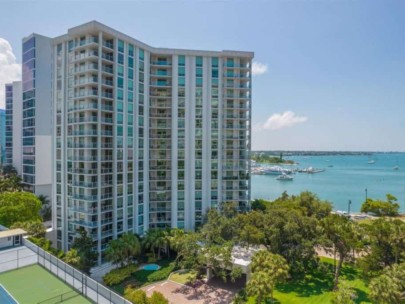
[276,174,294,181]
[393,166,399,170]
[368,160,376,164]
[297,167,325,174]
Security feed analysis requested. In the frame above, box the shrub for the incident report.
[124,287,148,304]
[147,262,176,282]
[149,291,169,304]
[103,264,138,286]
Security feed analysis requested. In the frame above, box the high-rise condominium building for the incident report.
[29,21,252,262]
[21,34,53,198]
[5,81,23,174]
[0,109,6,164]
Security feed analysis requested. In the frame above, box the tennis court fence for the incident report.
[0,239,131,304]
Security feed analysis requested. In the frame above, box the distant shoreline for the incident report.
[252,151,405,156]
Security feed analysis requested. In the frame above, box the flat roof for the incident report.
[0,229,26,238]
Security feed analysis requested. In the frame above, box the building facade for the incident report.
[4,81,23,174]
[0,109,6,164]
[21,34,53,198]
[28,21,252,261]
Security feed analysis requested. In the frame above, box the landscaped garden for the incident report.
[245,257,370,304]
[111,258,177,294]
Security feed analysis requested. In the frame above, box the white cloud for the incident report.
[262,111,308,130]
[252,61,268,76]
[0,38,21,108]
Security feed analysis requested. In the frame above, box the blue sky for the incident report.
[1,0,405,151]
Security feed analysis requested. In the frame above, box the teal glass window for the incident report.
[128,127,133,136]
[128,91,134,102]
[117,113,123,124]
[196,68,203,77]
[139,49,144,60]
[128,115,133,125]
[212,57,218,67]
[118,65,124,76]
[118,53,124,64]
[117,126,123,136]
[128,68,134,79]
[117,89,124,101]
[196,56,203,67]
[178,67,185,76]
[128,81,133,91]
[212,69,218,78]
[196,78,203,87]
[178,55,185,66]
[118,40,124,53]
[128,57,134,68]
[178,77,185,87]
[117,77,124,88]
[128,103,133,113]
[128,44,134,56]
[117,101,123,112]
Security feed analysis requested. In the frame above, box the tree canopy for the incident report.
[0,191,42,227]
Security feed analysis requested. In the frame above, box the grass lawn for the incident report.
[112,258,177,294]
[169,270,197,285]
[0,265,92,303]
[247,257,370,304]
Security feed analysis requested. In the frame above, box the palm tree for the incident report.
[105,233,141,267]
[247,271,273,303]
[248,250,289,302]
[142,229,165,259]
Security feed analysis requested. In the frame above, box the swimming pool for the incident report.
[142,264,161,271]
[0,284,18,304]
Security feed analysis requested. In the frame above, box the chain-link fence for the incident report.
[1,239,132,304]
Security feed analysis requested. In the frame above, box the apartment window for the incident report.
[118,40,125,53]
[196,56,203,67]
[178,55,185,66]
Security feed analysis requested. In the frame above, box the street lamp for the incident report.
[365,188,368,201]
[348,200,352,216]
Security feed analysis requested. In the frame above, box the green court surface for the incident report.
[0,265,92,303]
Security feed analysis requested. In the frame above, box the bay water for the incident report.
[251,153,405,212]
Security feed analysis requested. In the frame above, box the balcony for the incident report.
[151,61,172,66]
[102,40,114,49]
[73,51,98,63]
[71,220,98,228]
[72,37,98,50]
[101,53,114,62]
[74,89,98,99]
[74,64,98,74]
[101,65,113,74]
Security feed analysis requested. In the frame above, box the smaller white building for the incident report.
[0,229,26,250]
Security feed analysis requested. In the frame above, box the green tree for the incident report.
[142,229,165,259]
[148,291,169,304]
[331,280,357,304]
[11,220,46,238]
[321,214,361,290]
[359,218,405,277]
[247,271,273,304]
[105,233,141,267]
[248,250,289,302]
[360,194,400,216]
[0,175,23,192]
[0,191,42,227]
[71,227,97,274]
[124,288,149,304]
[369,263,405,304]
[261,207,320,275]
[63,249,81,268]
[251,199,269,211]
